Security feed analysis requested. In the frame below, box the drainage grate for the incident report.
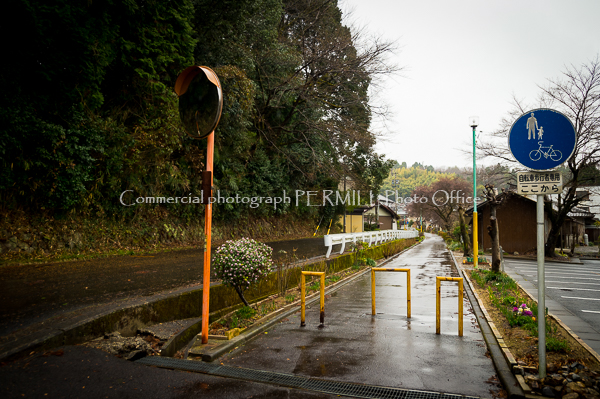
[136,357,480,399]
[136,356,219,374]
[304,378,406,399]
[264,372,310,388]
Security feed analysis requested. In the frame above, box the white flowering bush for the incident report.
[213,238,273,306]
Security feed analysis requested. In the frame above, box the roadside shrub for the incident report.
[452,224,462,242]
[352,241,369,266]
[285,294,296,303]
[275,248,298,296]
[213,238,273,306]
[449,241,462,251]
[382,239,411,258]
[364,222,379,231]
[546,336,569,352]
[327,275,341,284]
[474,269,569,352]
[235,306,257,320]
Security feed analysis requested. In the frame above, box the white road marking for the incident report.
[515,264,600,272]
[562,296,600,301]
[581,310,600,314]
[540,281,600,286]
[523,273,600,280]
[516,267,600,275]
[547,287,600,292]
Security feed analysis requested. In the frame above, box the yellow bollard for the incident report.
[371,268,376,315]
[473,213,478,269]
[319,273,325,326]
[436,276,464,336]
[300,271,326,327]
[371,268,411,318]
[301,274,306,327]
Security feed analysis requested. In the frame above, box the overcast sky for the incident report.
[341,0,600,169]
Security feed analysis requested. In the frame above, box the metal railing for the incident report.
[323,229,418,258]
[371,268,411,317]
[300,271,325,328]
[435,276,464,336]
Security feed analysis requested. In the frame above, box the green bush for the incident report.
[284,294,296,303]
[327,275,341,284]
[546,336,569,352]
[235,306,256,320]
[448,241,462,251]
[452,224,462,242]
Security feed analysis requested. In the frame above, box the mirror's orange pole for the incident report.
[201,131,215,344]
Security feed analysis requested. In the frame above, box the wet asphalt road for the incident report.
[0,237,330,336]
[0,234,501,398]
[218,234,500,398]
[0,345,343,399]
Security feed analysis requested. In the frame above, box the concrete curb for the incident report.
[159,318,203,358]
[185,240,423,362]
[451,252,525,399]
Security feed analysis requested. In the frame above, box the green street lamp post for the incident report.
[470,116,479,267]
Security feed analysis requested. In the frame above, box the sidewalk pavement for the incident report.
[204,234,505,397]
[0,234,518,399]
[575,245,600,258]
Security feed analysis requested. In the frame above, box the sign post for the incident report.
[508,109,576,378]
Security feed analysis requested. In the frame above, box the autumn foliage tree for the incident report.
[407,176,472,233]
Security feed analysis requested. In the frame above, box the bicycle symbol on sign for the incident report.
[529,141,562,162]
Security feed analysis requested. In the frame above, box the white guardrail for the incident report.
[323,229,419,258]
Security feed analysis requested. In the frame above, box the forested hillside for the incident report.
[0,0,395,260]
[380,162,451,199]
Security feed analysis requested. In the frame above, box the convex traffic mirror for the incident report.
[174,66,223,140]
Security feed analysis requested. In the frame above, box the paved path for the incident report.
[503,258,600,355]
[217,234,500,398]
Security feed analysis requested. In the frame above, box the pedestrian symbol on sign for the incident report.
[526,112,538,140]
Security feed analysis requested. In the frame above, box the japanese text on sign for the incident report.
[517,171,562,195]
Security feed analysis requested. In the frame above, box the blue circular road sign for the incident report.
[508,108,576,171]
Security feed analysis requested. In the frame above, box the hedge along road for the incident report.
[0,237,335,337]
